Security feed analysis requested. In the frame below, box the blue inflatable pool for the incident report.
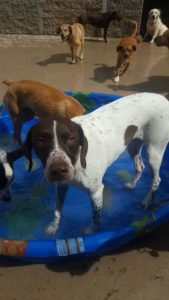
[0,91,169,263]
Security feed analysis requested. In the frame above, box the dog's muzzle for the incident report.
[45,152,74,183]
[61,34,68,42]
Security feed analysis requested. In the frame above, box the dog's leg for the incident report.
[79,39,84,60]
[70,45,76,64]
[45,184,69,235]
[125,139,144,189]
[150,31,158,44]
[103,25,109,43]
[75,44,81,62]
[143,143,167,208]
[113,55,124,83]
[113,66,121,83]
[4,91,21,143]
[14,109,34,145]
[90,183,104,228]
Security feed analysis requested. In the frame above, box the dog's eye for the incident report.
[37,137,46,144]
[68,136,76,142]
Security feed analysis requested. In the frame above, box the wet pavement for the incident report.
[0,34,168,98]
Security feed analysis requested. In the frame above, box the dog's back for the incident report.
[78,11,122,27]
[3,79,85,119]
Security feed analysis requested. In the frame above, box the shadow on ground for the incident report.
[107,75,169,96]
[37,53,70,66]
[90,64,115,83]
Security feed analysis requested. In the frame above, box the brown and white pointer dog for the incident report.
[23,92,169,235]
[3,79,85,145]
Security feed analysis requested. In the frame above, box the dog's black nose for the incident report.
[49,164,69,180]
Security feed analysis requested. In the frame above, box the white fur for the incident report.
[144,8,168,43]
[46,93,169,234]
[0,150,13,180]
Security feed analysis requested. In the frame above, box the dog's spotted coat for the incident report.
[24,92,169,234]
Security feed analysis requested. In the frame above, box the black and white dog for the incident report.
[0,148,23,201]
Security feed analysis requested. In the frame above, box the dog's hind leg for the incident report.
[125,138,144,189]
[143,142,167,208]
[79,39,84,60]
[70,45,76,64]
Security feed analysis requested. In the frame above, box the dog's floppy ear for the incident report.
[69,25,73,34]
[116,45,122,52]
[23,126,35,171]
[133,45,136,51]
[157,9,161,17]
[7,148,23,166]
[79,125,88,169]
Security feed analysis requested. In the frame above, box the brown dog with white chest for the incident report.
[57,23,85,64]
[3,79,85,144]
[113,20,138,83]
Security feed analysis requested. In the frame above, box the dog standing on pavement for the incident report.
[57,23,85,64]
[113,20,138,83]
[3,79,85,144]
[23,92,169,235]
[78,11,122,43]
[143,8,168,43]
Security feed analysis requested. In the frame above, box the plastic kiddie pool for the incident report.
[0,91,169,263]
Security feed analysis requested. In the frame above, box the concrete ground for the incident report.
[0,35,169,300]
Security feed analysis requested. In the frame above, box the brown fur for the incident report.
[57,23,85,64]
[155,29,169,48]
[113,20,138,83]
[124,125,138,146]
[3,79,85,144]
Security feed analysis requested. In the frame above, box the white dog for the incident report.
[144,8,168,43]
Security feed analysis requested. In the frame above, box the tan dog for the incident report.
[113,20,138,83]
[3,79,85,144]
[57,23,85,64]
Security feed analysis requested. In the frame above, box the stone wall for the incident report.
[0,0,144,37]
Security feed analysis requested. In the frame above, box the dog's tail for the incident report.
[2,78,14,86]
[131,20,138,37]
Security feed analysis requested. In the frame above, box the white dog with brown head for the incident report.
[24,93,169,235]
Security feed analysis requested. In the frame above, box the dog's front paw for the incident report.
[70,59,76,64]
[45,211,61,235]
[150,40,154,44]
[113,76,120,83]
[142,192,154,210]
[45,221,59,235]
